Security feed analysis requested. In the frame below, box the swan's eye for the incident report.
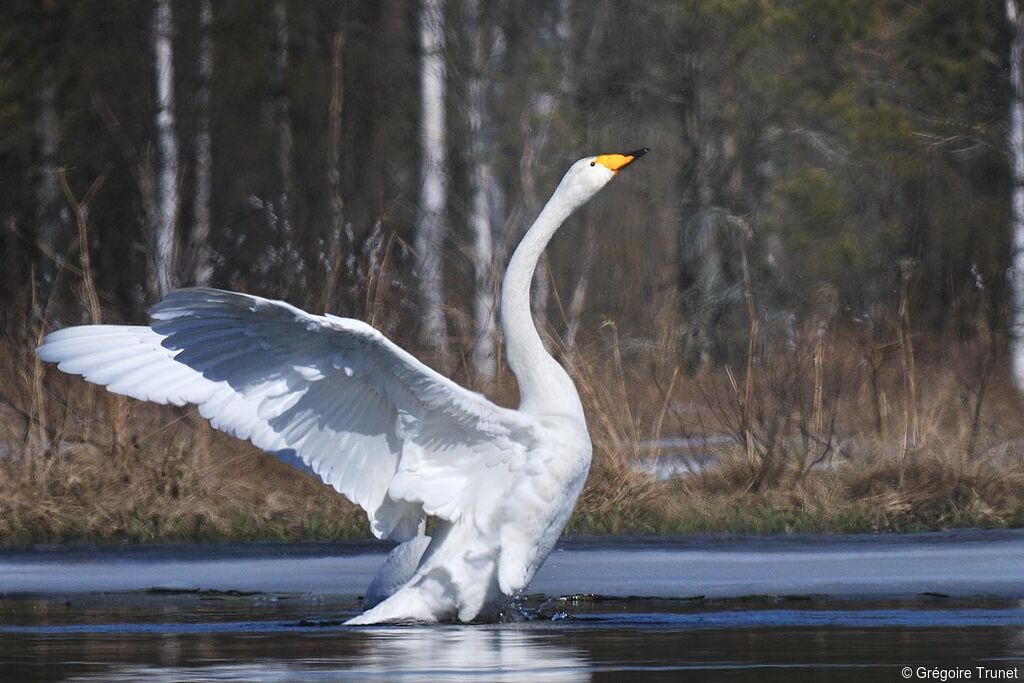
[590,161,596,167]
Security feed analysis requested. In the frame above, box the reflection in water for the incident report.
[354,628,590,682]
[67,626,591,682]
[3,594,1024,681]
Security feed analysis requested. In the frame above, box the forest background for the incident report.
[2,0,1023,544]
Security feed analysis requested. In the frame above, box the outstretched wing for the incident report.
[36,288,535,540]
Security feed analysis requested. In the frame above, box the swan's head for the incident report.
[557,148,649,207]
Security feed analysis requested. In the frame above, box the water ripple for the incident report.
[3,607,1024,635]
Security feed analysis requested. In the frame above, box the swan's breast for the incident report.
[494,416,591,595]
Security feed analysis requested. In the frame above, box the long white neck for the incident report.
[500,179,589,420]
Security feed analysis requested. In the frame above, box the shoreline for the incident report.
[2,529,1022,600]
[4,526,1024,557]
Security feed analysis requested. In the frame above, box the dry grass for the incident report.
[0,425,369,545]
[1,347,368,544]
[2,305,1023,546]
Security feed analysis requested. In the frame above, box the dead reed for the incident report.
[2,256,1023,545]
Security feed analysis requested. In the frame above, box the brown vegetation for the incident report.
[3,294,1022,546]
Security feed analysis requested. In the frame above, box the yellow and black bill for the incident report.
[595,148,649,172]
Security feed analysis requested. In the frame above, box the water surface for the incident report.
[2,531,1022,681]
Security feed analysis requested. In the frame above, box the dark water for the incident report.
[1,594,1022,681]
[2,533,1023,681]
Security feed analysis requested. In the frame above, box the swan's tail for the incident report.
[363,535,432,609]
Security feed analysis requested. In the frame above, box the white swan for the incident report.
[36,149,648,624]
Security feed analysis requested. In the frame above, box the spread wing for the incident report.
[36,288,536,541]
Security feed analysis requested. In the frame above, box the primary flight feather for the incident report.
[36,148,648,623]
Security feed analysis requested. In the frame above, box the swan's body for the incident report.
[36,149,647,623]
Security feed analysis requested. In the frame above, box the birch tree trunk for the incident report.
[414,0,450,361]
[464,0,497,385]
[151,0,180,298]
[188,0,214,286]
[1008,0,1024,390]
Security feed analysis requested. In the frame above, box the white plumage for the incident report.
[36,149,647,623]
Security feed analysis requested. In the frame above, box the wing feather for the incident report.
[37,288,534,540]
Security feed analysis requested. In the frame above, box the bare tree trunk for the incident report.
[563,225,596,357]
[519,0,574,336]
[34,79,64,301]
[414,0,450,362]
[1007,0,1024,390]
[187,0,214,470]
[516,102,551,332]
[898,258,920,466]
[188,0,214,286]
[151,0,180,299]
[677,42,753,370]
[488,25,508,379]
[322,28,346,312]
[520,95,554,333]
[253,0,304,295]
[464,0,497,385]
[250,0,300,293]
[487,26,507,243]
[272,0,293,245]
[556,0,573,74]
[531,234,551,332]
